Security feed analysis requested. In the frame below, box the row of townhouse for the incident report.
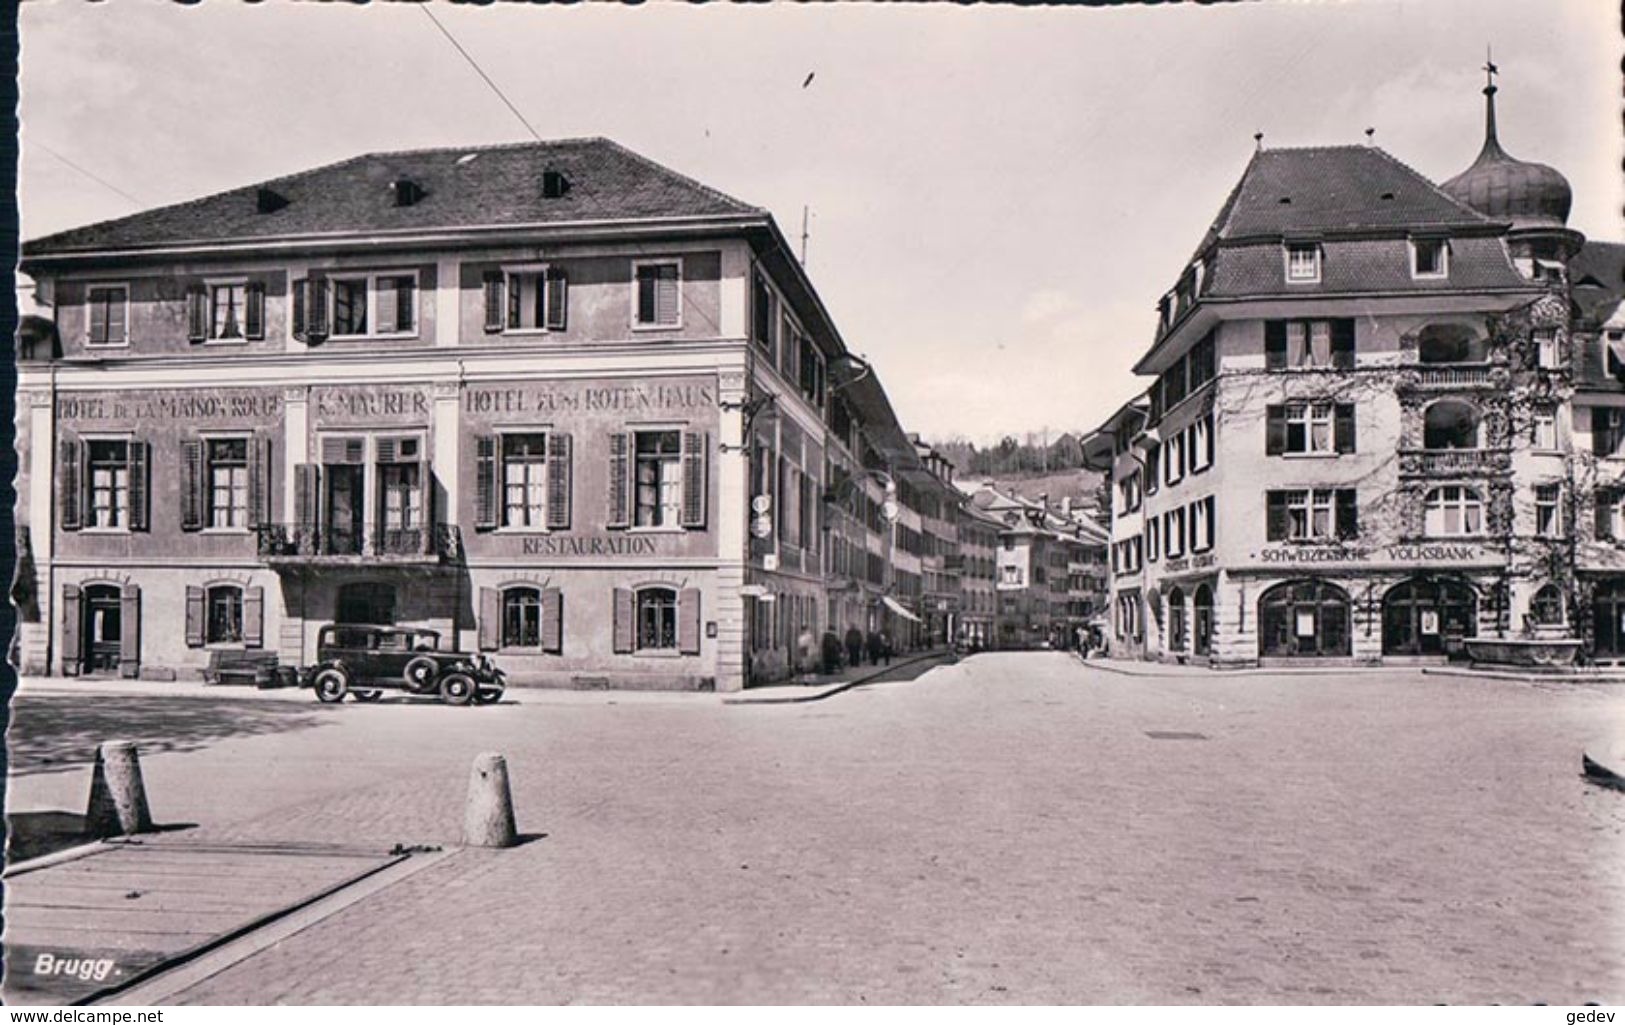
[1082,72,1625,668]
[14,138,966,692]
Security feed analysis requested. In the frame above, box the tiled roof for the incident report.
[1572,240,1625,328]
[23,138,763,257]
[1207,236,1529,297]
[1208,145,1496,241]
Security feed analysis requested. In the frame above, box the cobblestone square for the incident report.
[8,653,1624,1004]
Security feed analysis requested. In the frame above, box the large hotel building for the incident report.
[14,139,980,691]
[1084,74,1625,667]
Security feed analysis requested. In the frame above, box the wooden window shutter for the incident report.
[681,431,707,528]
[482,271,504,333]
[59,439,82,531]
[61,584,83,675]
[89,293,109,345]
[375,278,399,335]
[478,587,500,651]
[1266,492,1288,541]
[245,282,266,340]
[128,441,150,532]
[292,278,308,341]
[119,584,141,678]
[1336,489,1359,540]
[475,435,499,530]
[187,286,208,343]
[321,437,363,465]
[1265,321,1287,370]
[1334,404,1356,454]
[545,268,568,331]
[636,267,656,324]
[399,277,415,332]
[612,587,634,653]
[248,437,272,528]
[306,277,329,341]
[1332,319,1355,369]
[244,586,265,648]
[541,587,563,654]
[1264,406,1286,456]
[678,588,701,655]
[294,464,321,527]
[547,433,572,530]
[185,586,206,648]
[181,440,205,531]
[657,265,679,324]
[376,437,399,465]
[417,456,434,553]
[608,433,631,529]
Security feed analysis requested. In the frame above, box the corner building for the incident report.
[1086,75,1610,667]
[16,139,930,691]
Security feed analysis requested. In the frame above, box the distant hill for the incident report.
[928,431,1092,480]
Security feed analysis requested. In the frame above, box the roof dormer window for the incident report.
[1411,238,1449,280]
[1285,243,1321,283]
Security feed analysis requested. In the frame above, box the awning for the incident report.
[881,595,922,624]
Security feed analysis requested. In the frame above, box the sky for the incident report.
[17,0,1622,446]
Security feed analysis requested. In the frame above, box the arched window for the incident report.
[1382,577,1477,656]
[1167,587,1187,653]
[502,587,542,648]
[637,587,678,651]
[1258,580,1350,658]
[1423,401,1482,450]
[1424,486,1485,537]
[1193,584,1214,656]
[207,585,244,644]
[1529,584,1565,626]
[1417,324,1487,364]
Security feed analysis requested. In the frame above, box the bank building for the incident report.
[1083,69,1625,668]
[14,138,952,691]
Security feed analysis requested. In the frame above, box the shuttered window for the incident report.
[500,267,567,332]
[86,285,128,346]
[210,283,247,340]
[634,262,681,327]
[1265,403,1354,455]
[1265,319,1355,370]
[635,586,679,651]
[633,430,683,528]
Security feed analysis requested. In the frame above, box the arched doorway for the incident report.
[82,584,123,675]
[336,582,397,625]
[1592,580,1625,659]
[1259,580,1350,658]
[1193,584,1214,656]
[1383,577,1477,657]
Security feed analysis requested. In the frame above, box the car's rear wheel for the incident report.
[403,656,440,693]
[313,668,350,704]
[440,672,475,706]
[352,689,384,703]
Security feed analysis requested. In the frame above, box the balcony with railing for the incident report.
[1397,448,1512,477]
[256,524,463,565]
[1402,364,1503,390]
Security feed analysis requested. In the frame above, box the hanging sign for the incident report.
[1296,611,1316,638]
[1421,611,1440,636]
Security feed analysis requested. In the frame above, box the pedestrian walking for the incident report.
[866,630,883,667]
[845,625,864,667]
[821,631,843,675]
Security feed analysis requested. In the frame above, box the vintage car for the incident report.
[302,624,505,705]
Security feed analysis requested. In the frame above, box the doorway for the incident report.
[1382,577,1477,657]
[325,465,365,555]
[82,584,122,675]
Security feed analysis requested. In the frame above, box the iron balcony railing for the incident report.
[256,524,463,563]
[1406,364,1502,390]
[1397,448,1513,477]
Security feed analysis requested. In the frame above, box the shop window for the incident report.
[1424,486,1484,537]
[1193,585,1214,656]
[1382,577,1477,657]
[1167,587,1187,653]
[1529,584,1565,627]
[86,284,129,346]
[1422,401,1482,450]
[1259,580,1351,658]
[634,261,681,327]
[207,585,244,644]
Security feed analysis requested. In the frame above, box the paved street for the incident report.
[7,653,1625,1004]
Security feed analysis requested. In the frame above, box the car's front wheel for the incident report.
[313,668,350,704]
[440,672,475,706]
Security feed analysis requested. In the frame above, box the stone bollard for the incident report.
[462,752,517,848]
[86,740,154,837]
